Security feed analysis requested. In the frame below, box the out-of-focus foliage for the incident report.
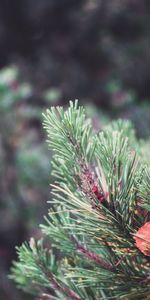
[1,1,150,104]
[106,80,150,138]
[0,67,51,300]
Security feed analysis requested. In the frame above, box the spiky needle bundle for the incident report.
[10,101,150,300]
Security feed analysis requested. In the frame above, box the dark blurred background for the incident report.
[0,1,150,299]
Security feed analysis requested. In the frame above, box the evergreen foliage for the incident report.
[10,101,150,299]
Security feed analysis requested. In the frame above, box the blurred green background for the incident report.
[0,1,150,299]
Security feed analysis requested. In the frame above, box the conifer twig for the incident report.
[71,236,115,272]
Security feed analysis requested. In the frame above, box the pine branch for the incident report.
[10,101,150,300]
[70,236,115,272]
[40,267,82,300]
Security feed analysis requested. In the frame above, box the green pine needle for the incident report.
[10,101,150,300]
